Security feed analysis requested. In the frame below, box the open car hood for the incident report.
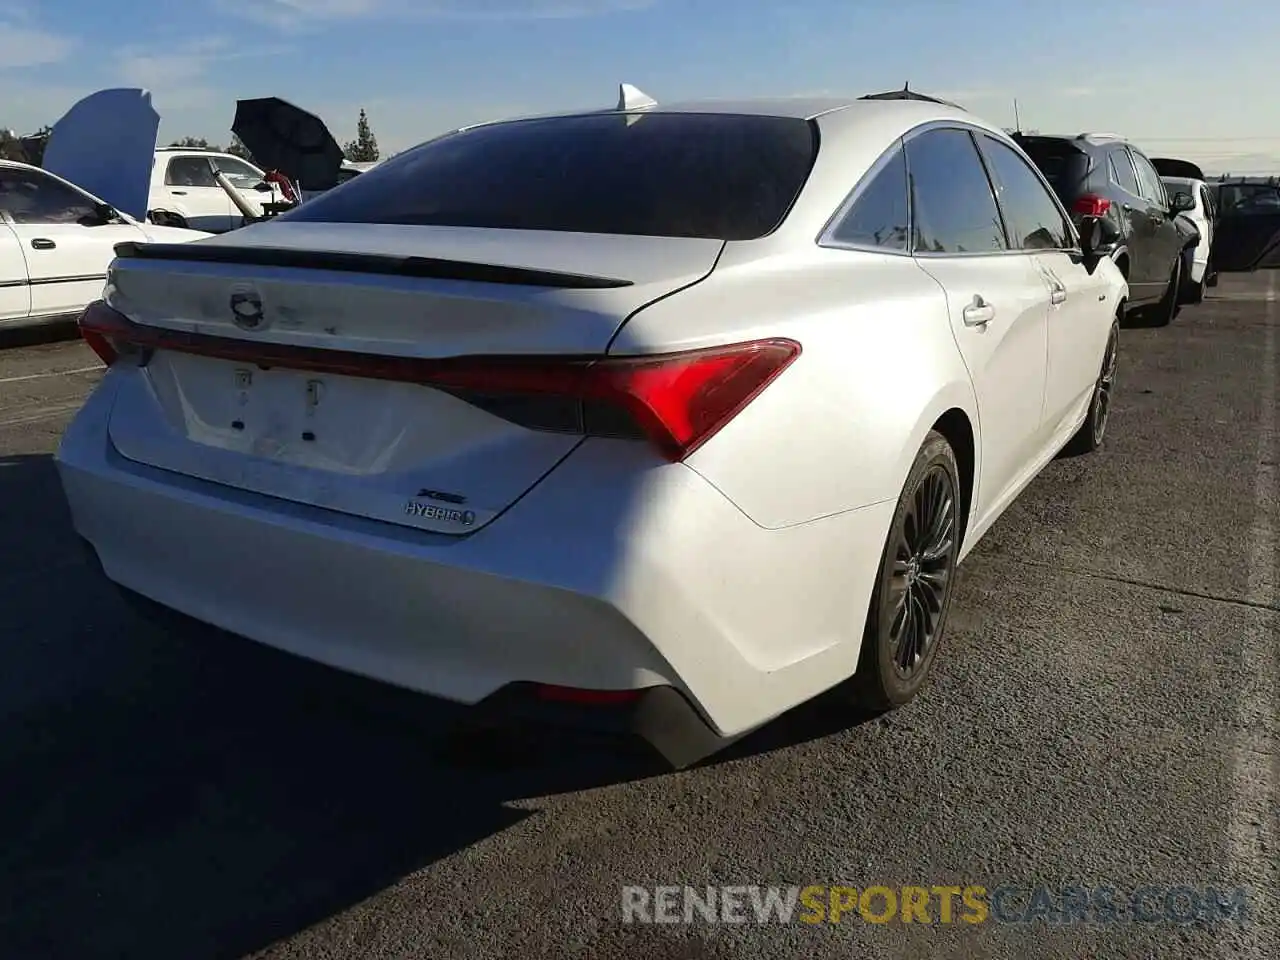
[42,88,159,221]
[1151,157,1205,180]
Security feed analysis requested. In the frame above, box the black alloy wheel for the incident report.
[850,431,961,710]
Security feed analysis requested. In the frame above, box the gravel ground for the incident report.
[0,273,1275,960]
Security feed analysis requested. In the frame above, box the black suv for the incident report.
[1013,133,1198,324]
[1209,178,1280,272]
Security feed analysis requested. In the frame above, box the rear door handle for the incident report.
[30,238,55,250]
[171,190,187,195]
[962,299,996,327]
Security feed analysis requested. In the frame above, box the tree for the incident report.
[343,109,379,163]
[226,134,255,163]
[0,125,52,164]
[0,128,25,161]
[168,136,221,151]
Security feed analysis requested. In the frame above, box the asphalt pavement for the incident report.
[0,274,1276,960]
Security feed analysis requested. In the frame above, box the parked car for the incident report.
[1210,179,1280,272]
[0,159,208,329]
[1013,132,1197,326]
[147,148,276,233]
[1161,175,1217,302]
[39,88,282,236]
[295,160,381,203]
[58,92,1126,766]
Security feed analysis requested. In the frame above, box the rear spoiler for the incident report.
[112,241,634,290]
[1151,158,1205,180]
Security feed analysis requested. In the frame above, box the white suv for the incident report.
[147,149,272,233]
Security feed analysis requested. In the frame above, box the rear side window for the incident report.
[1201,185,1215,219]
[1130,151,1166,205]
[1109,149,1140,195]
[279,113,820,241]
[906,128,1006,254]
[165,156,217,188]
[828,145,909,251]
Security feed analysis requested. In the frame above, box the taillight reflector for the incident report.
[1073,194,1112,218]
[77,300,800,463]
[534,684,644,705]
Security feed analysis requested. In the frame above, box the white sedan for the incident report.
[57,92,1127,766]
[1,159,208,329]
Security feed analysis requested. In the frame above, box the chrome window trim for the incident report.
[971,129,1083,254]
[905,121,1078,260]
[818,119,1087,260]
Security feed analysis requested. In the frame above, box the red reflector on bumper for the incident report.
[534,684,644,705]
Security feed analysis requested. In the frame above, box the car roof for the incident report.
[1015,132,1130,148]
[459,95,973,132]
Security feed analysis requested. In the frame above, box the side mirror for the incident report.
[92,201,118,224]
[1170,191,1195,213]
[253,180,274,192]
[1078,215,1120,272]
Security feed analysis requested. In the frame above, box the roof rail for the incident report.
[1078,132,1125,142]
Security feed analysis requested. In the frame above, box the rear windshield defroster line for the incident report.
[276,112,822,242]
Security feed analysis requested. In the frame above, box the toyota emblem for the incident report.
[230,290,265,331]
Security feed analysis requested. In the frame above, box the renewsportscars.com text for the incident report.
[621,884,1252,926]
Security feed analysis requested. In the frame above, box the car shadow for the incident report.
[0,319,82,351]
[0,453,870,960]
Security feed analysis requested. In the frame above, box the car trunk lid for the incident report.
[101,223,723,534]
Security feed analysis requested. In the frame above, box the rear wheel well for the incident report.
[932,409,974,548]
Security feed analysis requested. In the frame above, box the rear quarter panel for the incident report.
[611,247,978,530]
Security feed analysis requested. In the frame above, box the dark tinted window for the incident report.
[1130,151,1166,204]
[1015,138,1088,199]
[1217,183,1280,216]
[977,135,1072,250]
[280,113,819,240]
[906,128,1006,254]
[1109,149,1140,195]
[1200,185,1214,219]
[829,145,908,251]
[165,156,217,188]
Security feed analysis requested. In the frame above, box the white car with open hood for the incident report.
[0,158,207,329]
[57,88,1126,766]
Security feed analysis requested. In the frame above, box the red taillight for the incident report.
[78,300,127,366]
[429,338,801,461]
[1073,194,1112,217]
[76,299,801,463]
[534,684,644,705]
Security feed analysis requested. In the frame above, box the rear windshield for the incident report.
[279,112,819,241]
[1015,139,1089,198]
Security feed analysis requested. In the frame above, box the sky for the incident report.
[2,0,1279,173]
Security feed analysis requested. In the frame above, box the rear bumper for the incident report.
[58,374,894,749]
[98,565,729,767]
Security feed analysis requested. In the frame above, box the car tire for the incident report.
[848,430,962,712]
[1150,256,1181,327]
[1061,317,1119,457]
